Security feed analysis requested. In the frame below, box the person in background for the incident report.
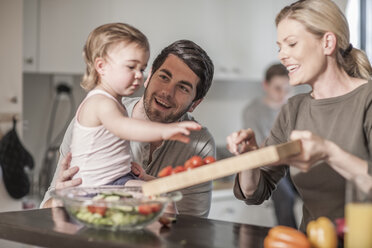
[242,63,297,228]
[242,64,290,146]
[41,39,215,218]
[68,23,200,188]
[227,0,372,231]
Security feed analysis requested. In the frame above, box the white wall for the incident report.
[23,74,85,191]
[0,0,23,211]
[22,0,335,194]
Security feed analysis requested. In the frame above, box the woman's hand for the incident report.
[286,130,330,172]
[226,129,258,155]
[287,130,369,179]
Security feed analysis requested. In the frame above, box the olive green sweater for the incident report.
[234,81,372,231]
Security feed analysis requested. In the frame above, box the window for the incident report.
[366,0,372,61]
[346,0,360,48]
[346,0,372,62]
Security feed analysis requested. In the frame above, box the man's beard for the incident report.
[143,87,192,123]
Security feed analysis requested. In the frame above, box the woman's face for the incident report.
[277,18,325,86]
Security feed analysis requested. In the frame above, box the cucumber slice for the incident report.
[114,205,133,212]
[104,195,121,202]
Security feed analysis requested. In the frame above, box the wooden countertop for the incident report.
[0,208,270,248]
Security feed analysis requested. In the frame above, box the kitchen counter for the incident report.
[0,207,270,248]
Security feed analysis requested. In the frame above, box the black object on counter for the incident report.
[0,118,34,199]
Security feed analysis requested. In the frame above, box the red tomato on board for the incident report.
[158,165,173,177]
[172,165,186,174]
[184,159,193,169]
[188,155,204,168]
[203,156,216,164]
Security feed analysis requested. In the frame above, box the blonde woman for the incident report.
[227,0,372,231]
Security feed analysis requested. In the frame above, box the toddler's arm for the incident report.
[96,97,201,143]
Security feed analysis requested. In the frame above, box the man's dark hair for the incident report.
[151,40,214,101]
[265,63,288,82]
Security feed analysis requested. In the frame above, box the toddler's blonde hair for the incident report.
[81,22,150,91]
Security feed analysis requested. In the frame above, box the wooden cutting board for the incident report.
[142,140,301,196]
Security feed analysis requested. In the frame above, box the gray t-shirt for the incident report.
[234,81,372,231]
[41,97,215,217]
[242,98,280,145]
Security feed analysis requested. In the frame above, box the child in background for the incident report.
[71,23,201,187]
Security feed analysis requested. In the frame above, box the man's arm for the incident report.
[40,119,82,208]
[41,153,82,207]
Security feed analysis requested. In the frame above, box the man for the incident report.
[41,40,215,217]
[242,63,297,228]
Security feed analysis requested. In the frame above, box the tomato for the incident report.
[158,165,173,177]
[94,206,107,216]
[149,203,162,213]
[203,156,216,164]
[87,205,107,216]
[87,205,96,213]
[184,159,193,169]
[187,155,204,168]
[172,165,186,174]
[138,205,152,215]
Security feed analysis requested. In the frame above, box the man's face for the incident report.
[143,54,200,123]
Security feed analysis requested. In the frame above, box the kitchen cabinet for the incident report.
[1,1,23,123]
[23,0,295,81]
[23,0,38,72]
[0,0,23,212]
[209,188,276,227]
[0,0,23,134]
[25,0,216,74]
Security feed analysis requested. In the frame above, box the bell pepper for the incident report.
[264,225,311,248]
[306,217,338,248]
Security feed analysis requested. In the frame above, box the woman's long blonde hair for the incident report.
[276,0,372,80]
[81,23,149,91]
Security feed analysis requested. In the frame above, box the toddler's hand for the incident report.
[131,162,146,180]
[163,121,202,143]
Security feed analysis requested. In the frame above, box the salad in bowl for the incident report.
[51,186,181,231]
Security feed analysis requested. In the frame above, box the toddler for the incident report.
[71,23,201,187]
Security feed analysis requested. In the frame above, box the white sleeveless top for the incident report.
[71,89,132,186]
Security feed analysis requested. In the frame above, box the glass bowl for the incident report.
[51,186,182,231]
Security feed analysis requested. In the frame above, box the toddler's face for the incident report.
[101,41,149,97]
